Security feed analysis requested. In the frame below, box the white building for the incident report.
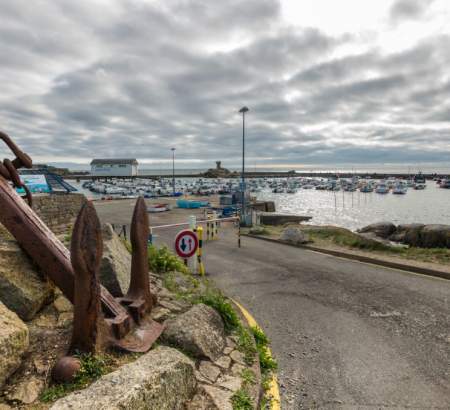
[90,159,139,177]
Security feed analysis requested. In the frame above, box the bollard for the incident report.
[196,226,205,275]
[148,227,153,245]
[188,215,198,272]
[213,211,218,240]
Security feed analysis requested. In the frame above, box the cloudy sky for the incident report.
[1,0,450,170]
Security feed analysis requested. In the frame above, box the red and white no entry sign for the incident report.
[174,229,198,258]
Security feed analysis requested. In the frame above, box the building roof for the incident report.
[91,159,138,166]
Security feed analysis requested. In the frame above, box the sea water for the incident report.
[257,182,450,230]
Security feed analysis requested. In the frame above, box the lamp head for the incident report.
[239,106,249,113]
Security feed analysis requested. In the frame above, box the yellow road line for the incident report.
[232,299,281,410]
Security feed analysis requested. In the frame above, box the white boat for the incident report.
[375,181,389,194]
[392,182,407,194]
[147,204,170,213]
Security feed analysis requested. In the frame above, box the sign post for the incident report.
[174,229,198,266]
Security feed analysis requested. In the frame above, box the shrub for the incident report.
[147,245,190,274]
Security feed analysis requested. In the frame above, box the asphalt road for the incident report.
[202,230,450,409]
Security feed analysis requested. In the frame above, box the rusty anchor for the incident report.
[0,132,163,371]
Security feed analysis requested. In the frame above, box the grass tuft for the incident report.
[231,388,254,410]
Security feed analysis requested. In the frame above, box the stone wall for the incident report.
[32,193,87,235]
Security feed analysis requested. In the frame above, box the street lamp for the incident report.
[239,106,249,225]
[171,147,176,195]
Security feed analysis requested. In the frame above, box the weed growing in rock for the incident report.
[231,387,253,410]
[194,290,240,332]
[236,326,257,366]
[40,353,112,402]
[250,326,278,409]
[240,368,256,386]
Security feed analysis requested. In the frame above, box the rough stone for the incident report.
[0,404,13,410]
[358,222,396,239]
[50,346,196,410]
[217,375,242,392]
[57,312,73,328]
[7,377,44,404]
[98,224,131,297]
[215,355,232,370]
[53,295,72,313]
[195,371,211,385]
[420,224,450,248]
[200,385,233,410]
[230,350,246,365]
[280,226,309,245]
[401,224,425,247]
[223,346,233,355]
[199,361,221,383]
[163,304,225,361]
[226,337,237,349]
[0,236,54,321]
[152,306,171,322]
[231,363,246,376]
[0,301,29,388]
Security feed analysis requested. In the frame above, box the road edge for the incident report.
[232,299,281,410]
[244,234,450,281]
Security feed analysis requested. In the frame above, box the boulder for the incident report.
[389,223,424,244]
[51,346,196,410]
[99,224,131,297]
[419,225,450,248]
[0,236,54,321]
[0,301,29,388]
[358,222,396,239]
[280,226,309,245]
[163,304,225,361]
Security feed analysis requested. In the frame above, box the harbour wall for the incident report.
[32,193,87,234]
[69,172,448,180]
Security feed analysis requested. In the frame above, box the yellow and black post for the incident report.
[197,226,205,275]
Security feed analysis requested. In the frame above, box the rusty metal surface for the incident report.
[0,132,163,357]
[119,197,155,324]
[52,356,81,383]
[70,202,109,353]
[0,131,33,205]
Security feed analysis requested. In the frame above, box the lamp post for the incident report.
[171,147,176,196]
[239,106,249,225]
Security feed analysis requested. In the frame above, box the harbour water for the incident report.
[69,177,450,232]
[256,181,450,231]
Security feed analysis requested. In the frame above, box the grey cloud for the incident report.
[0,0,449,169]
[389,0,435,24]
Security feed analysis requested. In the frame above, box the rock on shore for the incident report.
[50,346,196,410]
[358,223,450,248]
[163,304,225,361]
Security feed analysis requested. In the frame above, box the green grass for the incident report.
[231,388,254,410]
[300,226,450,265]
[40,353,113,402]
[250,326,278,409]
[194,289,241,332]
[148,245,190,274]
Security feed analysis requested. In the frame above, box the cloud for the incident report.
[389,0,435,24]
[0,0,449,170]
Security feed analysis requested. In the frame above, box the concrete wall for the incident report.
[32,193,87,235]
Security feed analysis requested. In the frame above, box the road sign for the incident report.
[174,229,198,258]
